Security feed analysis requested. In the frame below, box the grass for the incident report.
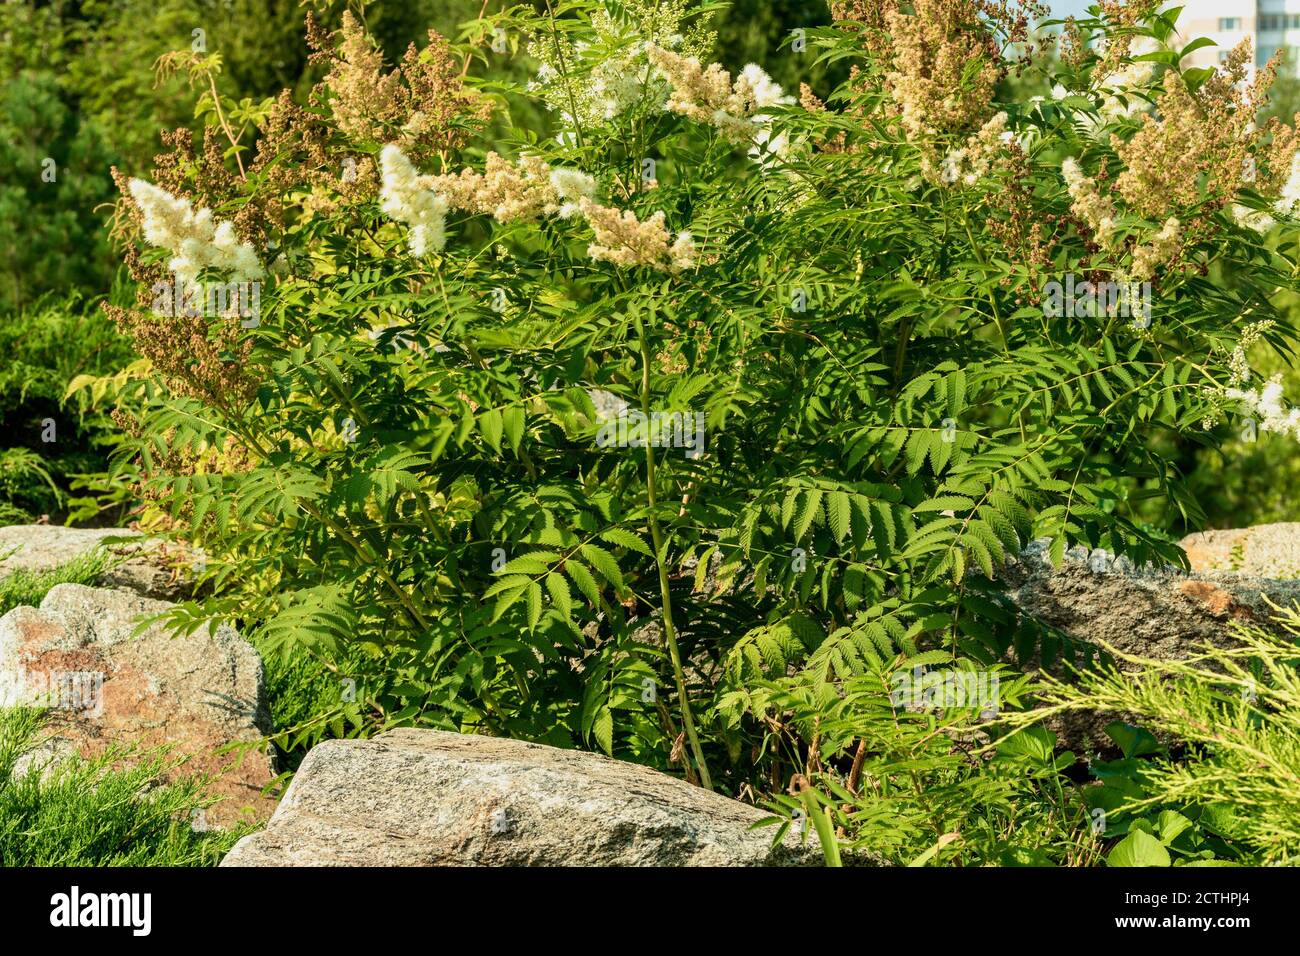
[0,708,245,866]
[0,546,115,616]
[256,641,373,772]
[0,550,249,865]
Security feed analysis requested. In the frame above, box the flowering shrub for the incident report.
[92,0,1300,826]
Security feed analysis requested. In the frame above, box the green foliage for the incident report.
[1029,607,1300,865]
[0,54,118,311]
[0,707,243,866]
[254,639,380,771]
[0,297,135,522]
[755,678,1102,866]
[0,0,517,309]
[35,0,1297,869]
[1180,330,1300,529]
[90,1,1300,800]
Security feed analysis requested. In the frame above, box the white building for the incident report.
[1178,0,1300,71]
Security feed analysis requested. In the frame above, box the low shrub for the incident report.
[0,296,135,524]
[68,0,1300,862]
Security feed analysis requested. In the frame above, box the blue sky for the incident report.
[1048,0,1100,20]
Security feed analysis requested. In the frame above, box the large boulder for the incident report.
[1008,540,1300,661]
[1006,541,1300,750]
[0,583,275,826]
[0,524,194,600]
[222,728,837,867]
[1180,523,1300,579]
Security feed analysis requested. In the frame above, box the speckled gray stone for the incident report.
[221,728,845,867]
[0,583,275,825]
[1180,523,1300,579]
[1007,541,1300,750]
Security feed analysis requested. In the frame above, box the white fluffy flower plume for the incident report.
[127,179,263,289]
[548,167,599,219]
[379,144,450,257]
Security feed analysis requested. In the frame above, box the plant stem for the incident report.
[205,72,246,179]
[801,787,843,867]
[543,0,586,151]
[847,738,868,794]
[633,308,712,791]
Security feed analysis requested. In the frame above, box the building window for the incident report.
[1262,15,1279,31]
[1219,17,1241,30]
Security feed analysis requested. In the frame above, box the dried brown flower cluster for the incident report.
[1041,34,1300,284]
[249,91,369,220]
[1058,17,1088,72]
[1114,43,1273,219]
[799,84,850,153]
[882,0,1003,141]
[829,0,896,38]
[307,11,490,163]
[983,143,1064,299]
[102,300,256,407]
[104,11,503,409]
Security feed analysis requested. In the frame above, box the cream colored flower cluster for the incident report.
[379,144,450,257]
[1061,157,1118,247]
[1225,375,1300,440]
[1227,319,1275,386]
[932,112,1010,188]
[1276,151,1300,215]
[1230,145,1300,234]
[1232,203,1276,234]
[530,48,650,129]
[1236,149,1300,234]
[1061,157,1184,281]
[127,179,263,289]
[1086,38,1158,133]
[525,1,714,134]
[377,145,692,273]
[429,153,597,223]
[1129,217,1181,282]
[881,0,1002,143]
[645,45,792,142]
[578,197,695,273]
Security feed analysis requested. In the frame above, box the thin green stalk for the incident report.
[801,787,843,867]
[633,308,712,791]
